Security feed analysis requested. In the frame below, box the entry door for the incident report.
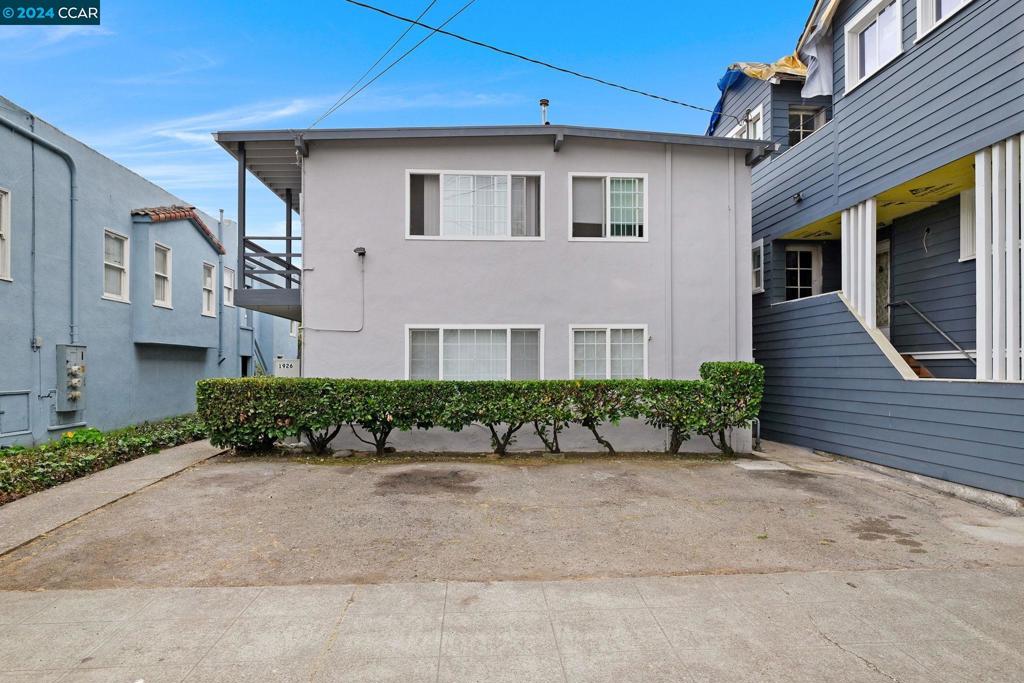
[876,239,892,338]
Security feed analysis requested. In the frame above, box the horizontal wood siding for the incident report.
[770,80,834,155]
[890,197,976,357]
[751,0,1024,243]
[711,75,771,138]
[754,293,1024,497]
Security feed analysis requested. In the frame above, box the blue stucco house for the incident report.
[710,0,1024,496]
[0,96,297,446]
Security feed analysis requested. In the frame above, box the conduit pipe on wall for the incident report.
[0,113,79,344]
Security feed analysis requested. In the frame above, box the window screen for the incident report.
[510,329,541,379]
[609,328,645,379]
[573,329,607,379]
[409,329,440,379]
[442,328,508,380]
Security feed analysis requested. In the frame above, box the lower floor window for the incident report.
[572,326,647,379]
[408,326,542,380]
[785,245,822,301]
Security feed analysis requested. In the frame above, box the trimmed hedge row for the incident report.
[0,414,207,505]
[197,362,764,457]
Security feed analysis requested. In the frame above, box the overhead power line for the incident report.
[308,0,479,128]
[342,0,724,119]
[308,0,439,128]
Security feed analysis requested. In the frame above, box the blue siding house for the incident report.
[0,97,297,446]
[710,0,1024,497]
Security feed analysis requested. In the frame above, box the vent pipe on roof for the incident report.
[540,99,550,125]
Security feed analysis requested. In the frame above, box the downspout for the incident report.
[0,112,78,344]
[216,209,225,367]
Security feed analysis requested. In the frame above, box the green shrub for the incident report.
[696,361,766,454]
[0,414,207,505]
[195,363,765,457]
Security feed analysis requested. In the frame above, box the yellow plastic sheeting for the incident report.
[731,53,807,81]
[779,154,976,240]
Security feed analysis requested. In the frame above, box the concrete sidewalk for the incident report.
[1,568,1022,682]
[0,440,221,555]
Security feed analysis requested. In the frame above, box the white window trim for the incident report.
[0,187,11,282]
[102,228,130,304]
[405,169,546,241]
[223,266,236,307]
[752,238,766,294]
[748,104,764,141]
[290,320,299,337]
[201,261,217,318]
[153,242,172,309]
[916,0,975,41]
[959,188,976,262]
[403,324,545,380]
[784,243,823,299]
[569,324,650,379]
[568,172,650,242]
[844,0,904,94]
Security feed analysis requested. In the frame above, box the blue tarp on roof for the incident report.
[705,69,748,136]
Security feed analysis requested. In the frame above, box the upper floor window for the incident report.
[788,107,825,147]
[223,266,236,307]
[202,262,216,317]
[570,174,646,240]
[917,0,974,39]
[103,230,129,302]
[408,171,542,239]
[572,326,648,379]
[752,239,765,294]
[0,188,10,281]
[845,0,902,92]
[407,326,542,380]
[154,243,172,308]
[727,104,764,141]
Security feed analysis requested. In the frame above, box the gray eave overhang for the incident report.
[214,124,773,213]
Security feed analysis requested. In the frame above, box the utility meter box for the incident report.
[56,344,87,412]
[274,357,300,378]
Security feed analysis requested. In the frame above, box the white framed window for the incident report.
[788,107,826,147]
[752,239,765,294]
[570,325,648,379]
[917,0,974,39]
[102,229,130,303]
[845,0,902,92]
[223,266,235,307]
[569,173,648,240]
[726,105,764,141]
[201,262,216,317]
[959,188,976,261]
[153,243,172,308]
[407,171,543,240]
[0,187,10,281]
[405,325,544,380]
[784,244,823,301]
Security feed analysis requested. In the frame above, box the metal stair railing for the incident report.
[886,300,976,366]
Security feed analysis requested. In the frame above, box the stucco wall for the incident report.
[299,135,753,452]
[0,97,296,445]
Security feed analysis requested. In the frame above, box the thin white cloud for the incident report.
[0,25,113,59]
[100,51,221,86]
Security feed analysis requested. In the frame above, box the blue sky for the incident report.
[0,0,811,232]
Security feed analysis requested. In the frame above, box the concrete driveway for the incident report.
[1,441,1023,681]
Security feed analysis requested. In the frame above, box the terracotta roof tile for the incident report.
[131,205,226,255]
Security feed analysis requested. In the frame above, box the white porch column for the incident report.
[841,198,877,327]
[975,134,1024,381]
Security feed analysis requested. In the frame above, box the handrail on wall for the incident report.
[887,300,976,366]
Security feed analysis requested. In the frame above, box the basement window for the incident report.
[103,230,130,303]
[572,326,648,379]
[571,174,647,240]
[153,243,172,308]
[407,326,543,380]
[202,262,216,317]
[0,188,10,281]
[408,172,542,239]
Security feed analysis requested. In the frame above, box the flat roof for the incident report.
[214,124,773,213]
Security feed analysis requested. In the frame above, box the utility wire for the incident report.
[309,0,479,128]
[342,0,731,120]
[308,0,439,128]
